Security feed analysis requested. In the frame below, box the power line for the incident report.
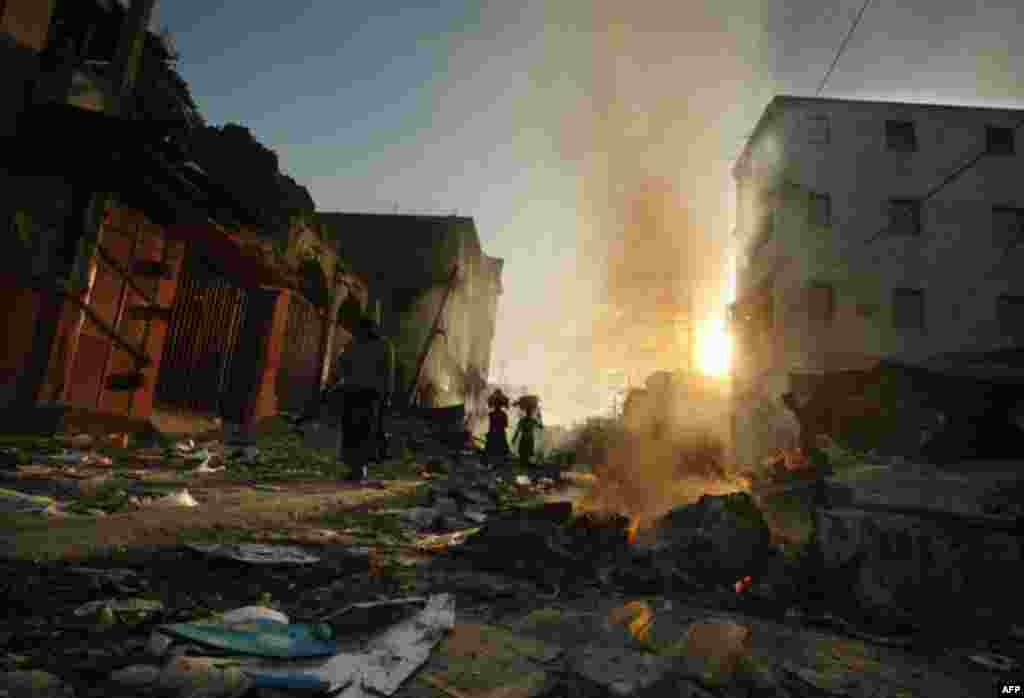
[815,0,874,96]
[861,117,1024,246]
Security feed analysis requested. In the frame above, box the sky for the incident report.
[152,0,1024,426]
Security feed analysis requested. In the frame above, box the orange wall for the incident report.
[1,0,56,51]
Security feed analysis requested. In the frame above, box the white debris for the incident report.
[243,593,456,696]
[0,488,58,515]
[186,543,320,566]
[74,598,164,618]
[515,475,532,486]
[192,455,225,474]
[967,653,1019,672]
[151,489,200,508]
[175,439,196,453]
[109,664,161,689]
[220,606,290,626]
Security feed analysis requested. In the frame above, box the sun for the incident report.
[696,320,733,378]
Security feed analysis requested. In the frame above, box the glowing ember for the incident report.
[610,600,654,642]
[626,518,640,545]
[734,575,753,594]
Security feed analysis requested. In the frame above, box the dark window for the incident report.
[809,193,831,227]
[888,199,922,236]
[892,289,925,331]
[808,282,834,329]
[886,120,918,152]
[807,115,830,145]
[993,207,1024,248]
[986,126,1015,156]
[997,295,1024,340]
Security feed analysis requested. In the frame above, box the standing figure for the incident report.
[511,400,543,468]
[483,389,511,467]
[329,315,395,482]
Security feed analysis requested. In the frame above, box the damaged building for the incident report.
[317,213,504,421]
[0,0,369,436]
[730,95,1024,469]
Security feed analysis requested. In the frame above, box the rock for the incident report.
[157,656,251,698]
[817,508,1022,625]
[567,645,711,697]
[645,493,771,583]
[108,664,161,689]
[400,507,442,529]
[0,670,75,698]
[668,619,751,686]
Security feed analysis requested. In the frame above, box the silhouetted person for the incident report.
[483,389,511,467]
[330,315,395,482]
[511,403,543,468]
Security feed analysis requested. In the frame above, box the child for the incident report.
[511,399,543,468]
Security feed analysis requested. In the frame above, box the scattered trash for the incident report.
[515,475,531,486]
[150,489,200,508]
[159,613,337,659]
[175,439,196,453]
[220,606,290,625]
[69,433,94,448]
[48,449,112,467]
[414,529,479,553]
[0,448,19,470]
[967,652,1019,672]
[734,575,754,594]
[0,488,57,514]
[192,453,225,474]
[186,543,321,566]
[463,511,488,524]
[320,597,428,636]
[400,507,442,529]
[74,598,164,623]
[67,567,143,593]
[242,593,455,696]
[157,655,252,698]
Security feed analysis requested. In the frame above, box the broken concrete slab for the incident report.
[185,543,321,565]
[817,506,1022,627]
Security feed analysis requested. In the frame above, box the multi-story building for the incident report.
[730,95,1024,468]
[317,213,504,416]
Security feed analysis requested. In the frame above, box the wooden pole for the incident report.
[408,265,458,407]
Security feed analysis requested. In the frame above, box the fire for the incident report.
[626,518,640,545]
[696,318,732,378]
[609,600,654,643]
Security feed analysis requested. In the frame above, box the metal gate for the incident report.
[276,291,324,415]
[155,245,248,413]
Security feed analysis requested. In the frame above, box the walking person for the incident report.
[511,398,543,468]
[328,315,395,482]
[482,389,511,468]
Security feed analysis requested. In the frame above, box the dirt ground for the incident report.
[1,422,1020,698]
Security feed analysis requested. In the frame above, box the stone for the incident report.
[157,656,251,698]
[668,619,751,686]
[0,670,75,698]
[108,664,161,689]
[568,645,706,697]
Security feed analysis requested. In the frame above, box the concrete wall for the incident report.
[731,96,1024,469]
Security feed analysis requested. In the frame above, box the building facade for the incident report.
[730,95,1024,469]
[317,213,504,416]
